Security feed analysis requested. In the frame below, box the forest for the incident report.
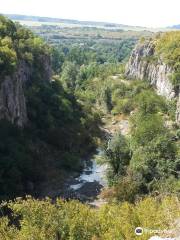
[0,15,179,239]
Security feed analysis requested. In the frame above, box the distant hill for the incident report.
[168,24,180,29]
[3,14,121,26]
[2,13,157,32]
[2,13,137,28]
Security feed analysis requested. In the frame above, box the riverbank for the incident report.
[38,113,130,206]
[38,149,108,205]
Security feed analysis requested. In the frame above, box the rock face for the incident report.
[126,41,180,124]
[0,56,51,127]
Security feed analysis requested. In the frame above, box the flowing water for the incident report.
[70,150,107,190]
[66,149,108,204]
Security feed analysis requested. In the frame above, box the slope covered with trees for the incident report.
[0,16,180,240]
[0,16,100,199]
[101,32,180,202]
[102,81,180,202]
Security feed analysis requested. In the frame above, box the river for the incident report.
[40,115,129,204]
[62,149,108,205]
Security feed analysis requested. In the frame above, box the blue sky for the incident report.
[1,0,180,28]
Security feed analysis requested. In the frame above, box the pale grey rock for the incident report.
[0,55,51,127]
[126,41,180,124]
[38,54,52,83]
[0,61,30,126]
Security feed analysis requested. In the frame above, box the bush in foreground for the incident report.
[0,196,179,240]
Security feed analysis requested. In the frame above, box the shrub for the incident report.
[112,98,134,115]
[0,196,180,240]
[135,90,166,114]
[105,132,131,176]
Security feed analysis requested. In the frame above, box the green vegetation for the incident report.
[50,37,135,116]
[51,39,136,67]
[0,16,101,199]
[2,17,179,201]
[0,14,153,201]
[102,80,180,201]
[0,196,179,240]
[0,15,50,77]
[105,132,131,177]
[155,31,180,87]
[0,16,180,239]
[0,79,100,199]
[28,21,152,44]
[0,15,139,199]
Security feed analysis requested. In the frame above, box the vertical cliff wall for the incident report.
[126,41,180,124]
[0,56,51,127]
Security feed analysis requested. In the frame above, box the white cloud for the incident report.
[0,0,180,27]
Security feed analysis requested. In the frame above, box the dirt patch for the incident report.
[102,114,130,136]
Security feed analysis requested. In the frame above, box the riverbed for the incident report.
[39,115,128,204]
[59,149,108,205]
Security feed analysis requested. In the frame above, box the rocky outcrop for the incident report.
[126,41,180,124]
[0,56,51,127]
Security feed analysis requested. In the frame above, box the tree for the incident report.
[61,61,78,91]
[130,134,178,193]
[105,133,131,176]
[51,47,65,74]
[135,90,166,114]
[130,113,166,147]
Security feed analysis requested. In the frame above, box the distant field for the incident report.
[17,20,85,28]
[11,19,168,32]
[13,19,153,44]
[7,15,178,46]
[4,14,179,33]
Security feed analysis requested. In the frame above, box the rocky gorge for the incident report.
[0,15,180,239]
[125,40,180,124]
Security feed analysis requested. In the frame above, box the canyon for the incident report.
[126,40,180,124]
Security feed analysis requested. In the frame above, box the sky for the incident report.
[1,0,180,28]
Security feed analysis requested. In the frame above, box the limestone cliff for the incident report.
[126,41,180,124]
[0,56,51,127]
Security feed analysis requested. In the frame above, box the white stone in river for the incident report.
[70,183,83,190]
[70,150,108,190]
[78,161,107,185]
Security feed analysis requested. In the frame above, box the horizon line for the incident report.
[1,12,169,30]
